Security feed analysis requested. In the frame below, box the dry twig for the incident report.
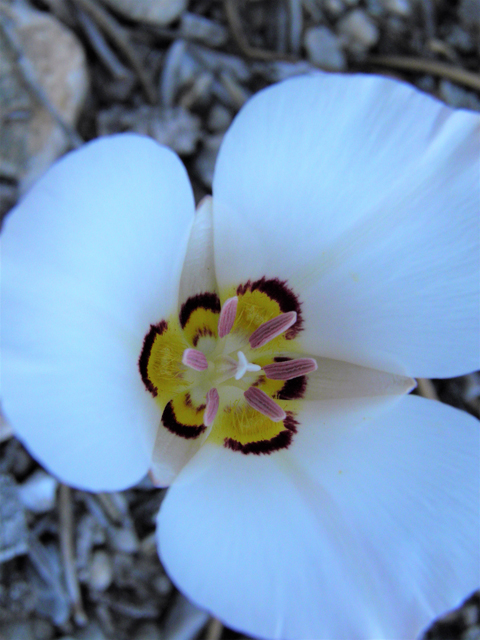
[205,616,224,640]
[59,484,88,626]
[71,0,157,103]
[416,378,439,401]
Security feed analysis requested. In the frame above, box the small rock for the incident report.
[133,622,163,640]
[101,0,187,26]
[110,526,139,554]
[264,60,315,82]
[75,623,108,640]
[89,549,114,591]
[18,469,58,513]
[207,103,233,132]
[0,620,35,640]
[377,0,411,15]
[180,12,229,47]
[439,80,480,112]
[338,9,380,52]
[0,3,88,190]
[324,0,346,17]
[0,474,28,563]
[459,0,480,31]
[446,24,475,54]
[31,618,55,640]
[304,26,346,71]
[153,573,173,596]
[97,105,201,156]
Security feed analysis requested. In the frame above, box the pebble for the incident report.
[180,12,229,47]
[207,103,233,132]
[375,0,411,15]
[0,3,88,190]
[89,549,114,591]
[304,26,346,71]
[110,526,139,554]
[97,105,202,156]
[0,474,28,563]
[101,0,187,26]
[337,9,380,52]
[439,80,480,112]
[18,470,57,514]
[133,622,163,640]
[324,0,346,17]
[459,0,480,30]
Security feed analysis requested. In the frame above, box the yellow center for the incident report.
[139,279,306,454]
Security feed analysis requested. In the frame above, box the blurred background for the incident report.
[0,0,479,638]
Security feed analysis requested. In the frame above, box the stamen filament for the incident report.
[249,311,297,349]
[218,296,238,338]
[244,386,286,422]
[263,358,318,380]
[182,348,208,371]
[204,388,219,426]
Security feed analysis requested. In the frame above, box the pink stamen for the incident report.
[182,348,208,371]
[263,358,318,380]
[244,387,286,422]
[204,388,219,426]
[218,296,238,338]
[249,311,297,349]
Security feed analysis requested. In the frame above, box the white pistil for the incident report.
[182,348,208,371]
[204,388,219,426]
[244,387,286,422]
[263,358,318,380]
[249,311,297,349]
[235,351,261,380]
[218,296,238,338]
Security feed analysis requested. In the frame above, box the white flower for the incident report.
[1,73,479,640]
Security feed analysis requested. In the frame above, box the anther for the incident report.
[249,311,297,349]
[244,387,287,422]
[218,296,238,338]
[182,348,208,371]
[263,358,318,380]
[204,388,219,426]
[235,351,261,380]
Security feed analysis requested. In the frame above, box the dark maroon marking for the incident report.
[277,376,307,400]
[138,320,168,397]
[236,278,303,339]
[192,326,215,347]
[224,412,298,455]
[184,393,206,413]
[162,401,206,439]
[179,292,221,329]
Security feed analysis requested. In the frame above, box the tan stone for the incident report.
[0,2,88,189]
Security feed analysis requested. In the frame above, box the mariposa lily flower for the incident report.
[1,73,479,640]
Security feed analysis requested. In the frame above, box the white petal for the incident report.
[157,395,479,640]
[305,356,415,399]
[1,134,195,491]
[178,196,218,309]
[150,421,212,488]
[212,73,480,377]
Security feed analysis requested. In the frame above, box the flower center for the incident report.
[139,278,317,454]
